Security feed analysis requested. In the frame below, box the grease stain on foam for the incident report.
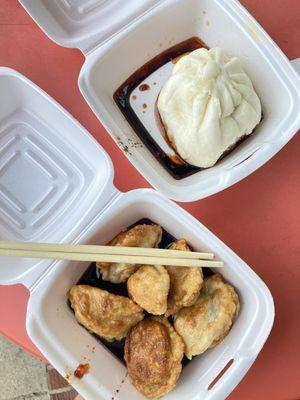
[64,367,73,384]
[112,372,129,400]
[139,83,150,91]
[116,136,144,156]
[116,136,132,155]
[244,20,265,42]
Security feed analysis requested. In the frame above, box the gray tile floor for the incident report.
[0,335,78,400]
[0,335,49,400]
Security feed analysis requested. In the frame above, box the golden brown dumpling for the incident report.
[165,239,203,316]
[97,224,162,283]
[125,317,184,399]
[127,265,170,315]
[68,285,144,342]
[174,275,239,359]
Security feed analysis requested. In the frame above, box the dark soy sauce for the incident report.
[113,38,205,180]
[75,219,213,367]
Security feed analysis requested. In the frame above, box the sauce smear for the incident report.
[139,83,150,91]
[113,37,205,180]
[74,363,90,379]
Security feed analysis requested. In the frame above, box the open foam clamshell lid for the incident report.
[0,67,116,287]
[19,0,162,53]
[6,0,160,287]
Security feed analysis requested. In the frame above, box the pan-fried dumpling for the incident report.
[174,275,239,359]
[165,239,203,316]
[68,285,144,341]
[97,224,162,283]
[158,47,262,168]
[127,265,170,315]
[125,316,184,399]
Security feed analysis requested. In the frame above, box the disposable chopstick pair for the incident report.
[0,241,224,268]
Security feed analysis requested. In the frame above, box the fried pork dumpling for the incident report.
[97,224,163,283]
[174,275,239,359]
[127,265,170,315]
[125,317,184,399]
[165,239,203,317]
[68,285,144,342]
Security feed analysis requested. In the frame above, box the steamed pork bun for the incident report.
[158,47,262,168]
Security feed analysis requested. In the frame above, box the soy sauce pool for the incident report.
[113,37,205,180]
[74,219,213,367]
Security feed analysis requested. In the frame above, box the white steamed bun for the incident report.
[157,47,262,168]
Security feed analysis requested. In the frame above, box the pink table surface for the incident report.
[0,1,299,399]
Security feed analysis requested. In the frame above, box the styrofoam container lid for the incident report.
[19,0,161,53]
[0,67,116,286]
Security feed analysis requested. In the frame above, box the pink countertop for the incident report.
[0,1,299,399]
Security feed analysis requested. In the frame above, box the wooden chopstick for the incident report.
[0,248,223,268]
[0,241,223,268]
[0,241,214,259]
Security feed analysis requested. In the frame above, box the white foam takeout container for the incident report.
[0,67,274,400]
[19,0,300,202]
